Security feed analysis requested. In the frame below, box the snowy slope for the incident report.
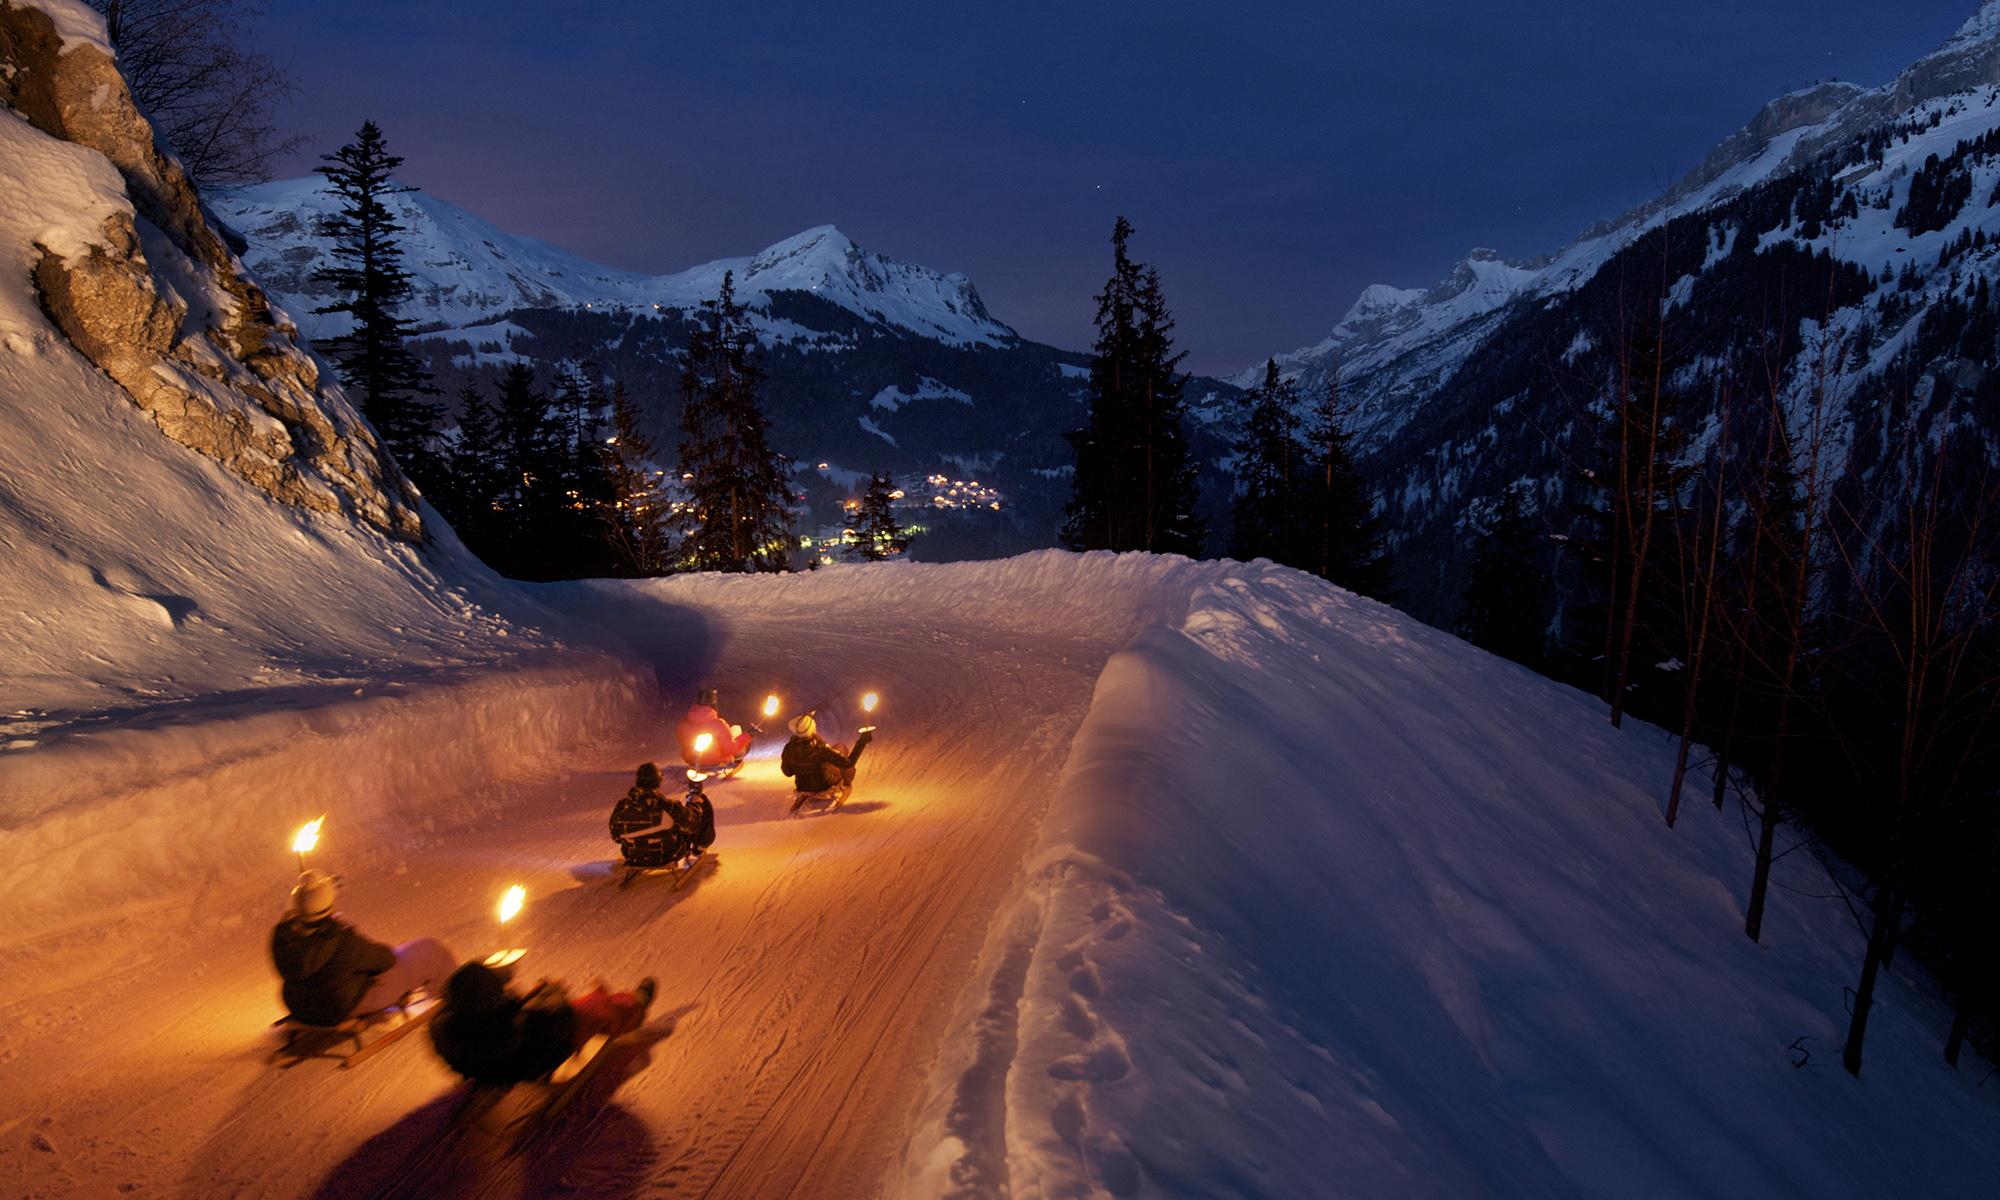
[217,177,1017,348]
[0,0,648,938]
[901,559,2000,1198]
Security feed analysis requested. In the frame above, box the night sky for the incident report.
[257,1,1977,373]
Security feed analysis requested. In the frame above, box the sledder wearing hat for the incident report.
[780,711,874,795]
[269,869,456,1026]
[676,686,753,771]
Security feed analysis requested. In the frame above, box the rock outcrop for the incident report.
[0,0,421,540]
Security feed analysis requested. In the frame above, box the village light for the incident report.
[292,816,324,870]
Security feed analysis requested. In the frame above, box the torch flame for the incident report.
[693,731,715,755]
[498,885,525,924]
[862,691,880,714]
[292,816,324,856]
[763,693,780,718]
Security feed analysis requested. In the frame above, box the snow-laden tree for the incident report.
[675,272,794,572]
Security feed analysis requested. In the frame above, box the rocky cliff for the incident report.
[0,0,420,539]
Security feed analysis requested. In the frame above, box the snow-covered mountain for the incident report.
[217,177,1016,349]
[1260,0,2000,620]
[215,178,1117,554]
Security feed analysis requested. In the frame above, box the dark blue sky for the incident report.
[259,1,1978,372]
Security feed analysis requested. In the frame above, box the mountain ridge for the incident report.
[216,177,1015,349]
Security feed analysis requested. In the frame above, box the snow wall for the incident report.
[0,653,653,940]
[900,562,2000,1199]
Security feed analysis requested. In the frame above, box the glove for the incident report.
[857,729,875,747]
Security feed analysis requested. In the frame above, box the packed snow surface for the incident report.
[1,554,1993,1197]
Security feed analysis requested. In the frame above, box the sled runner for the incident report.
[270,996,437,1068]
[789,782,852,816]
[618,851,708,891]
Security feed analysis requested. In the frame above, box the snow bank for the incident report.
[0,14,655,940]
[0,653,650,940]
[902,561,2000,1198]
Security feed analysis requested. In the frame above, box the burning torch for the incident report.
[292,816,324,872]
[485,884,528,969]
[859,690,880,734]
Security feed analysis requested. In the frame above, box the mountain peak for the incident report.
[215,183,1015,347]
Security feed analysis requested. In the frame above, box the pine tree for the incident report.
[596,381,670,576]
[311,121,436,473]
[1304,373,1390,595]
[546,362,612,576]
[1231,359,1303,562]
[489,361,560,575]
[1063,217,1204,555]
[1460,486,1549,665]
[676,272,794,572]
[856,472,911,561]
[442,383,503,548]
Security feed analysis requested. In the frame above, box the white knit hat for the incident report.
[291,868,338,920]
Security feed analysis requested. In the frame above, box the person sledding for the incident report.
[609,762,714,870]
[270,869,456,1028]
[676,686,753,773]
[428,959,655,1087]
[781,711,873,809]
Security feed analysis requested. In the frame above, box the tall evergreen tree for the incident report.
[856,472,912,561]
[1063,217,1204,555]
[1460,486,1549,665]
[1231,359,1303,562]
[311,121,436,473]
[596,381,671,577]
[676,272,794,572]
[1304,373,1390,595]
[441,383,503,547]
[488,361,562,576]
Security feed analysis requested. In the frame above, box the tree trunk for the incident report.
[1743,793,1779,942]
[1843,885,1906,1076]
[1944,1004,1968,1068]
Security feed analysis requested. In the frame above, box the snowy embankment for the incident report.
[0,0,652,941]
[901,563,2000,1199]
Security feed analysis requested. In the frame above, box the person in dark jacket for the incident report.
[429,961,655,1087]
[270,869,456,1026]
[609,762,691,866]
[780,713,874,794]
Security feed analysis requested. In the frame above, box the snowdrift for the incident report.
[902,561,2000,1198]
[0,0,651,938]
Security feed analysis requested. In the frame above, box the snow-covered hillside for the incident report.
[1255,1,2000,427]
[902,560,2000,1197]
[217,177,1016,349]
[1252,0,2000,618]
[0,0,647,938]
